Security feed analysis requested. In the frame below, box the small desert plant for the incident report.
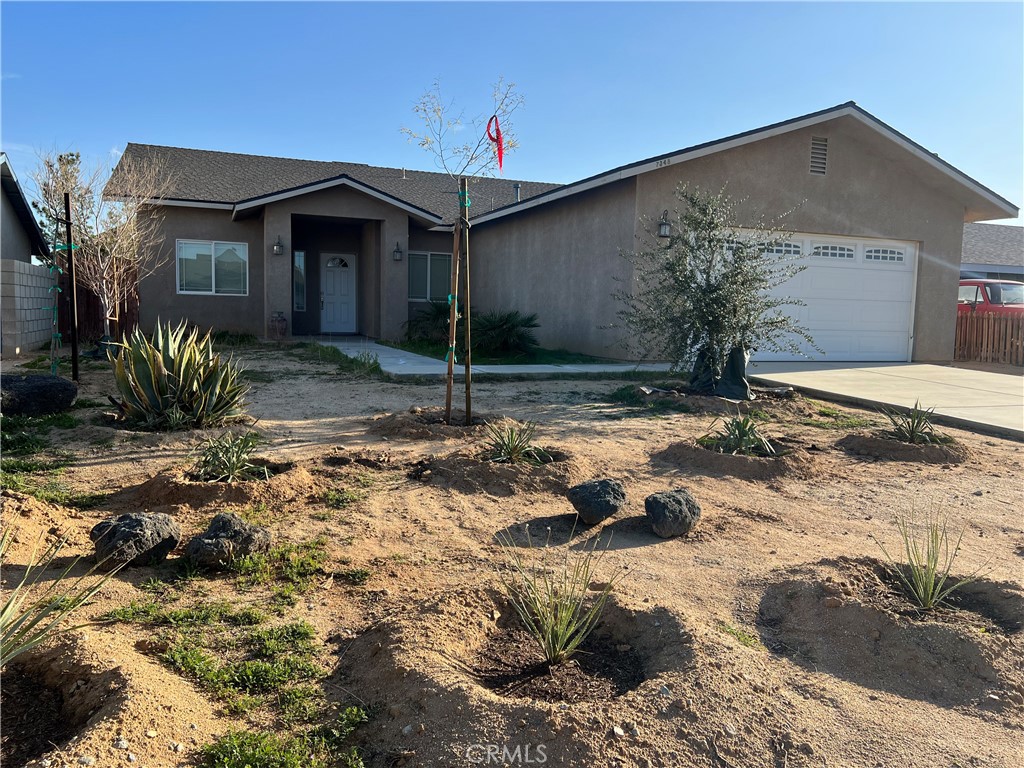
[1,529,116,666]
[485,420,550,465]
[697,412,775,456]
[109,320,249,430]
[883,400,950,445]
[496,526,620,666]
[473,309,540,356]
[873,508,978,610]
[189,431,269,483]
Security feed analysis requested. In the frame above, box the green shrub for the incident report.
[473,309,540,356]
[697,413,775,457]
[883,400,950,445]
[497,527,620,666]
[485,420,550,465]
[109,321,249,430]
[874,508,978,610]
[406,300,461,344]
[190,431,269,483]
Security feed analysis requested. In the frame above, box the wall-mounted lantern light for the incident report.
[657,210,671,239]
[272,236,285,256]
[392,241,403,261]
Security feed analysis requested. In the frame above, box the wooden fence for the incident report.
[954,312,1024,366]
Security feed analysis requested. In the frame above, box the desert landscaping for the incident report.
[1,338,1022,768]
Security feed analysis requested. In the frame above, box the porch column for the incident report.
[379,214,409,340]
[263,209,293,338]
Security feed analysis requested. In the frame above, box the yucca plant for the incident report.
[883,400,950,445]
[109,321,249,430]
[1,529,116,666]
[873,508,977,610]
[697,412,776,457]
[485,420,550,465]
[189,431,269,483]
[496,526,620,666]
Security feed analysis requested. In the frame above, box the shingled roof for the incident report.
[108,143,560,225]
[962,222,1024,267]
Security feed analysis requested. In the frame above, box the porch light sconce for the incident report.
[392,241,403,261]
[657,210,671,239]
[272,236,284,256]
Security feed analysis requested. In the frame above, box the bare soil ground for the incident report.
[2,344,1022,768]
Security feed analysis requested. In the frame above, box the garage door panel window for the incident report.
[865,247,905,263]
[812,244,855,260]
[177,239,249,295]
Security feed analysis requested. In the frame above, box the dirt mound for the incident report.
[368,407,496,441]
[651,438,823,481]
[410,447,591,496]
[109,462,318,513]
[0,491,92,558]
[758,558,1024,711]
[836,433,970,464]
[621,384,801,416]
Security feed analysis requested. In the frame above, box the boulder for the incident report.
[90,513,181,570]
[644,489,701,538]
[1,374,77,416]
[184,512,271,570]
[566,479,626,525]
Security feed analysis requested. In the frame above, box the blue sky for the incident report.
[2,1,1022,223]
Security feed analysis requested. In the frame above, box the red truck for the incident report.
[957,279,1024,316]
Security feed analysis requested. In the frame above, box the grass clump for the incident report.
[190,431,269,483]
[883,400,951,445]
[247,621,317,657]
[873,508,980,610]
[697,413,775,457]
[485,420,550,465]
[337,567,372,586]
[232,539,329,592]
[716,621,762,648]
[800,401,874,430]
[497,526,621,666]
[322,488,364,509]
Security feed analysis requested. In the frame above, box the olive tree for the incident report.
[615,186,817,394]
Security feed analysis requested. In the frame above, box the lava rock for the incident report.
[90,513,181,570]
[644,489,701,538]
[184,512,271,569]
[566,479,626,524]
[0,374,78,416]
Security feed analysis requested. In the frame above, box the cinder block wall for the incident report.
[1,259,55,355]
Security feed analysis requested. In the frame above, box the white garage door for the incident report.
[751,233,917,362]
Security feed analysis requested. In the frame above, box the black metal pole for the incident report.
[64,192,80,382]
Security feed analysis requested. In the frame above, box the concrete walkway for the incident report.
[749,361,1024,440]
[313,337,673,378]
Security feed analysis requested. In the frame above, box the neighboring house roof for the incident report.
[470,101,1020,226]
[962,222,1024,268]
[107,143,559,225]
[1,152,50,259]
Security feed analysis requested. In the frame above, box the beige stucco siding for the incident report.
[634,116,966,361]
[138,207,265,334]
[471,179,638,358]
[1,188,34,263]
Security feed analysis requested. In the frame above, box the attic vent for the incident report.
[809,136,828,175]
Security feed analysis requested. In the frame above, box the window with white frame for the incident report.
[762,241,802,257]
[812,243,855,260]
[864,247,905,263]
[408,252,452,301]
[177,240,248,295]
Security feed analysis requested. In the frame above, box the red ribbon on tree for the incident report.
[486,115,504,173]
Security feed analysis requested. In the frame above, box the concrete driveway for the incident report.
[748,361,1024,440]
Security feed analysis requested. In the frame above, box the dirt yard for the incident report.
[2,343,1022,768]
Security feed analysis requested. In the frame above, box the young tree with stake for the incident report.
[402,77,524,424]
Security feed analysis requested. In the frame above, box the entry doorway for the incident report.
[320,253,357,333]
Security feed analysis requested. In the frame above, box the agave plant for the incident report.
[190,431,269,483]
[485,420,550,465]
[883,400,950,445]
[1,529,116,667]
[109,321,249,430]
[697,412,776,457]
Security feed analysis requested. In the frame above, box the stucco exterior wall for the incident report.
[139,207,265,334]
[470,179,639,358]
[634,116,966,361]
[1,188,34,263]
[264,186,410,340]
[1,259,53,353]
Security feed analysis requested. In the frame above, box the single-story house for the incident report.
[108,102,1018,362]
[2,152,54,354]
[961,222,1024,281]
